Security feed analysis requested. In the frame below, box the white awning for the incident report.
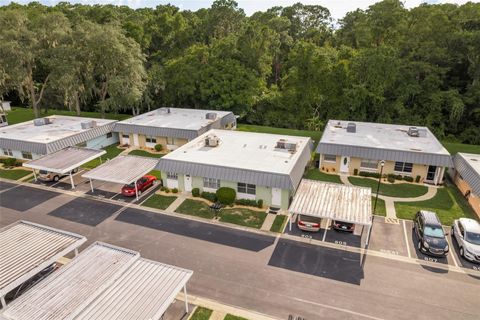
[0,221,86,306]
[289,179,372,226]
[82,155,159,185]
[23,147,105,174]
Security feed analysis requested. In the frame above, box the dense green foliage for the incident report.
[1,1,479,143]
[141,194,177,210]
[216,187,236,205]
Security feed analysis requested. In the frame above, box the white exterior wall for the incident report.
[1,148,42,160]
[86,132,119,149]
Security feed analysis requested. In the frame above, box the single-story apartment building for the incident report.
[316,120,452,185]
[0,115,118,160]
[452,153,480,217]
[156,129,313,209]
[112,107,236,151]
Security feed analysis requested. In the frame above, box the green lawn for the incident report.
[0,169,32,180]
[148,170,162,180]
[395,182,477,225]
[373,197,386,216]
[82,144,123,169]
[237,124,321,145]
[304,168,342,184]
[141,194,177,210]
[190,307,213,320]
[6,107,130,124]
[442,142,480,155]
[270,215,287,232]
[219,208,267,229]
[348,177,428,198]
[224,315,248,320]
[175,199,215,219]
[128,149,164,158]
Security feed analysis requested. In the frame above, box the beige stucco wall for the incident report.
[175,138,188,147]
[454,173,480,218]
[320,155,340,173]
[138,134,146,148]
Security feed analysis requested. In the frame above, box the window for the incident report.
[360,159,378,170]
[106,132,113,139]
[203,177,220,189]
[167,172,178,180]
[394,161,413,173]
[21,151,33,160]
[76,142,87,147]
[167,137,175,145]
[323,154,336,163]
[3,149,13,157]
[237,182,256,195]
[1,115,6,123]
[122,134,129,139]
[146,136,156,144]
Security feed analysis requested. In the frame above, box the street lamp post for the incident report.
[373,160,385,214]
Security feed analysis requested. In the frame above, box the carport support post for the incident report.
[69,172,75,189]
[183,285,189,313]
[33,169,37,181]
[135,179,139,201]
[365,224,372,246]
[89,178,94,192]
[289,213,292,231]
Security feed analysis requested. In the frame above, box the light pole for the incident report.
[373,160,385,214]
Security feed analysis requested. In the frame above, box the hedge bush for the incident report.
[359,171,381,178]
[353,168,358,176]
[172,188,178,193]
[387,176,395,183]
[201,191,217,202]
[403,176,414,182]
[1,158,17,167]
[415,175,421,183]
[235,198,257,207]
[216,187,236,205]
[191,188,200,197]
[154,144,163,152]
[257,199,263,208]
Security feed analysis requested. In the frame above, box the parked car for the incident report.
[331,220,355,232]
[413,210,449,257]
[451,218,480,263]
[121,175,157,197]
[297,214,322,232]
[38,168,78,182]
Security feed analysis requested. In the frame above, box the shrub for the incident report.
[164,188,170,193]
[387,176,395,183]
[359,171,380,178]
[395,174,403,180]
[235,198,258,207]
[387,173,396,180]
[353,168,358,176]
[257,199,263,208]
[2,158,17,167]
[403,176,414,182]
[201,191,217,203]
[154,144,163,152]
[216,187,236,205]
[172,188,178,193]
[415,175,421,183]
[191,188,200,197]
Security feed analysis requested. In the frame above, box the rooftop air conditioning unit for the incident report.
[81,120,97,129]
[346,122,356,133]
[206,112,217,120]
[205,135,220,147]
[276,139,297,152]
[33,118,51,126]
[407,127,419,137]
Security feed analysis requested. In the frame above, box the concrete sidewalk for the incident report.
[260,213,276,231]
[165,194,186,213]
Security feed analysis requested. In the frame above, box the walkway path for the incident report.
[165,194,186,213]
[260,213,276,231]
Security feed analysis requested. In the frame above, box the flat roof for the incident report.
[23,147,105,174]
[76,259,192,320]
[1,242,139,320]
[454,153,480,196]
[115,107,232,131]
[289,180,372,225]
[162,129,311,175]
[0,221,86,299]
[82,155,159,185]
[0,115,116,144]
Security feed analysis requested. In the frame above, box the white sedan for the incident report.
[451,218,480,263]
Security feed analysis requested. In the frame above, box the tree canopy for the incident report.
[0,0,479,144]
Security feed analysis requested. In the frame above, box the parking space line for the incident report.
[444,228,460,268]
[322,219,329,242]
[402,220,411,259]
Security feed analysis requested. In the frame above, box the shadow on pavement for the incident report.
[116,208,275,252]
[49,197,122,226]
[0,185,59,212]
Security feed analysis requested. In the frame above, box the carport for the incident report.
[289,179,373,245]
[23,147,105,189]
[81,155,159,200]
[0,220,86,308]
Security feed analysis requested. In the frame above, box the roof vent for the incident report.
[333,121,343,128]
[346,122,356,133]
[407,127,419,137]
[33,118,53,126]
[80,120,97,129]
[206,112,217,120]
[205,135,220,147]
[276,139,297,152]
[158,107,171,114]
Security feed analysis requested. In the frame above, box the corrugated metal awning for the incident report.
[0,221,86,300]
[23,147,105,174]
[82,155,159,185]
[289,179,372,225]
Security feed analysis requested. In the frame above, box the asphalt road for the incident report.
[1,182,479,320]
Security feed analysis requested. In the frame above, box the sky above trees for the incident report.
[0,0,471,19]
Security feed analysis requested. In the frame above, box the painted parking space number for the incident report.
[301,234,312,239]
[335,240,347,246]
[473,265,479,271]
[380,249,399,255]
[424,257,437,263]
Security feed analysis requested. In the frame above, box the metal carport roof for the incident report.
[23,147,105,174]
[0,221,86,308]
[82,155,159,185]
[289,179,372,226]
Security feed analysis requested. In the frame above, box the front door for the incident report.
[426,165,436,181]
[340,156,350,173]
[272,187,282,207]
[133,134,139,147]
[184,174,192,192]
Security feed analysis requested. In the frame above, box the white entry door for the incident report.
[272,187,282,207]
[184,174,192,192]
[133,134,139,147]
[340,156,350,173]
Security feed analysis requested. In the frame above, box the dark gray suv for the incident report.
[413,210,449,257]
